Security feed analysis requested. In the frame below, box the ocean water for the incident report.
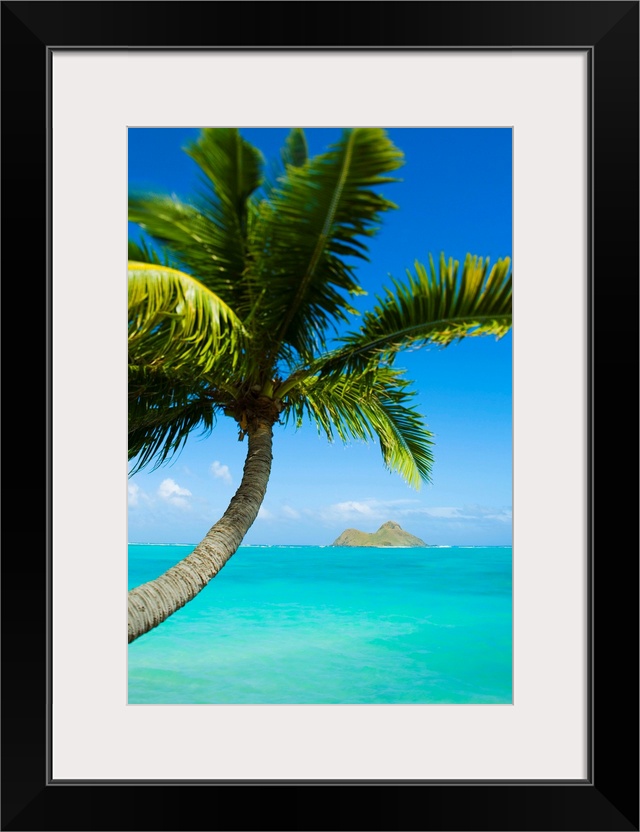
[128,544,512,704]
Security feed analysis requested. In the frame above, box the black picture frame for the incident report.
[2,2,638,830]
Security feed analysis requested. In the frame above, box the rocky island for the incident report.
[331,521,428,548]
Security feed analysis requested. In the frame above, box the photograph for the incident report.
[2,0,636,827]
[127,126,513,705]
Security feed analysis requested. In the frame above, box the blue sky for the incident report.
[128,128,512,546]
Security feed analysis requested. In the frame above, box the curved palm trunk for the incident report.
[128,419,273,643]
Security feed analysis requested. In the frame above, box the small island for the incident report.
[331,521,428,548]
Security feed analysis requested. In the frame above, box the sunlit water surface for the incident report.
[128,544,512,704]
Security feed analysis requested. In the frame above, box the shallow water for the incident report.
[128,544,512,704]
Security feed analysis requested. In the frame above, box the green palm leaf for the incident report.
[284,253,512,383]
[128,238,170,266]
[359,252,512,349]
[129,365,222,475]
[259,129,309,208]
[284,366,434,488]
[184,127,264,237]
[249,128,404,359]
[129,130,263,310]
[128,261,248,375]
[281,128,308,169]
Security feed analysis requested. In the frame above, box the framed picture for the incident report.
[3,1,637,830]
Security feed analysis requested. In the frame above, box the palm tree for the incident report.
[128,128,512,643]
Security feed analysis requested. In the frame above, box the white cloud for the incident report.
[128,482,152,508]
[317,498,418,525]
[313,500,512,528]
[417,506,463,519]
[333,500,377,517]
[210,460,232,485]
[399,504,513,524]
[257,506,273,521]
[282,505,300,519]
[158,478,191,498]
[481,508,512,523]
[158,478,192,508]
[128,483,141,507]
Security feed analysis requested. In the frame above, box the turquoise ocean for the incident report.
[128,544,512,704]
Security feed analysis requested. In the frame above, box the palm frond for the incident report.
[283,253,512,383]
[130,129,264,311]
[127,238,170,265]
[128,196,247,300]
[361,253,512,349]
[128,262,248,376]
[281,128,308,169]
[257,129,309,210]
[283,366,434,488]
[128,365,223,475]
[248,128,404,359]
[184,127,263,236]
